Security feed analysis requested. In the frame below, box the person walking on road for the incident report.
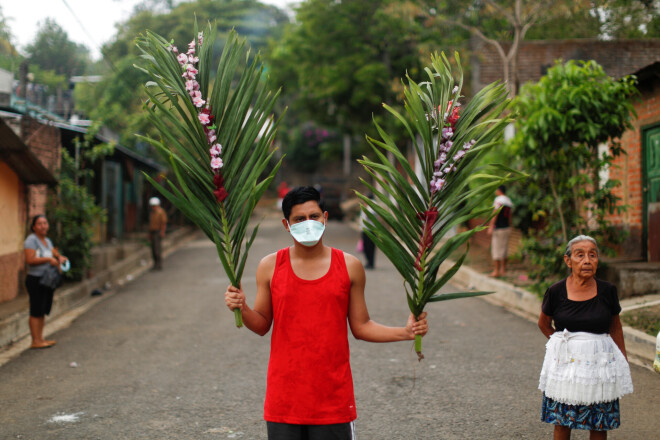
[149,197,167,270]
[224,186,428,440]
[487,185,513,277]
[537,235,633,439]
[24,215,68,349]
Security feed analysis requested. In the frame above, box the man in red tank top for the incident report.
[225,186,428,440]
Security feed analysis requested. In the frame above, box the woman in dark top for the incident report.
[537,235,632,440]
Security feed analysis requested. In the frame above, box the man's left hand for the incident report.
[406,312,428,338]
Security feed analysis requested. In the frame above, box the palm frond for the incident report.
[356,52,526,359]
[136,23,283,327]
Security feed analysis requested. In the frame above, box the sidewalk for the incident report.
[0,226,199,363]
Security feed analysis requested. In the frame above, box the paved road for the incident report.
[1,219,658,439]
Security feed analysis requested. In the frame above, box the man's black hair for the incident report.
[498,185,507,194]
[282,186,323,220]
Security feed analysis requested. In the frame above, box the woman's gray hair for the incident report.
[565,235,599,257]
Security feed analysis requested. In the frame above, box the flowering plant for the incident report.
[136,24,282,327]
[357,53,522,359]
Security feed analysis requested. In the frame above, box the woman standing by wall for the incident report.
[24,215,67,349]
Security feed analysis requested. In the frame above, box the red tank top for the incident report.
[264,247,356,424]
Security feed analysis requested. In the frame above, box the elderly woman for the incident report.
[537,235,633,439]
[24,215,67,349]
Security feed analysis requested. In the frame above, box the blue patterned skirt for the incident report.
[541,393,620,431]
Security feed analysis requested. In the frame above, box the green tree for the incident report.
[26,18,89,78]
[406,0,599,97]
[596,0,660,38]
[266,0,426,171]
[47,126,111,281]
[0,5,17,56]
[511,60,638,293]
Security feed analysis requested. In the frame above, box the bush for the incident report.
[47,132,109,281]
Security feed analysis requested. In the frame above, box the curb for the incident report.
[442,260,657,368]
[0,227,200,362]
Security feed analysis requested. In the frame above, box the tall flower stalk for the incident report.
[357,53,523,360]
[135,23,283,327]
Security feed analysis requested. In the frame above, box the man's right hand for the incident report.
[224,285,245,312]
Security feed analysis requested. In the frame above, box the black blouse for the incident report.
[541,278,622,334]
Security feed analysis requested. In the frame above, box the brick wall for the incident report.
[608,68,660,258]
[474,39,660,89]
[20,117,61,220]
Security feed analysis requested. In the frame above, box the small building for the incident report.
[608,61,660,261]
[0,117,57,303]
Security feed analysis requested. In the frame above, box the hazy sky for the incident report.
[2,0,296,60]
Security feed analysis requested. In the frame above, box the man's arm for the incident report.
[345,253,427,342]
[224,253,275,336]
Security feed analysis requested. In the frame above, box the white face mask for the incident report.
[288,219,326,247]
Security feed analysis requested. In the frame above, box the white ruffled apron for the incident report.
[539,329,633,406]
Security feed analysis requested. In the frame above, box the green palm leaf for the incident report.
[136,23,283,327]
[357,52,525,359]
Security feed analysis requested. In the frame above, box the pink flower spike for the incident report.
[177,53,188,65]
[210,157,224,170]
[207,130,217,144]
[210,144,222,156]
[182,70,196,80]
[190,91,205,107]
[199,112,212,125]
[189,55,199,64]
[186,64,198,75]
[193,97,206,108]
[185,79,196,92]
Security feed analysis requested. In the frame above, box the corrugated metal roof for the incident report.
[52,121,165,172]
[0,118,57,186]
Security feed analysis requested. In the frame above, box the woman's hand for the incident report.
[48,257,59,267]
[224,285,246,312]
